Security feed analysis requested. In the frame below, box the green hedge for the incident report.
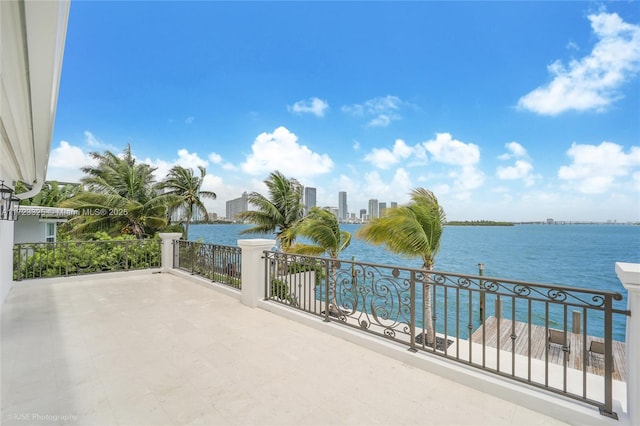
[13,234,160,280]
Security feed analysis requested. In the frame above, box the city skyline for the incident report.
[45,2,639,222]
[222,188,397,222]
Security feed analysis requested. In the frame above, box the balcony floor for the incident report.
[1,272,567,425]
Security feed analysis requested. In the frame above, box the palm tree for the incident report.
[81,144,157,204]
[156,165,216,239]
[60,146,167,239]
[16,181,79,206]
[238,171,304,251]
[289,207,351,315]
[356,188,446,346]
[61,192,168,239]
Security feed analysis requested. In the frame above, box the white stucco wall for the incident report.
[14,216,46,244]
[0,169,15,313]
[0,0,70,313]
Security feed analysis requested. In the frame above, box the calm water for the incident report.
[189,223,639,341]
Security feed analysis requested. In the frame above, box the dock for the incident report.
[471,316,627,382]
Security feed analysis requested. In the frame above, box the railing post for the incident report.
[159,233,182,272]
[65,241,69,276]
[190,242,195,274]
[125,240,129,271]
[602,295,615,418]
[15,244,22,281]
[324,259,330,322]
[238,239,275,308]
[616,262,640,425]
[479,263,485,323]
[409,270,417,352]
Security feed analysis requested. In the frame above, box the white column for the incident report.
[159,232,183,272]
[238,239,275,308]
[616,262,640,425]
[0,168,16,314]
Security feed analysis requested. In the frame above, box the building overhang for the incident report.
[0,0,71,190]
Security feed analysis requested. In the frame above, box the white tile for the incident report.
[2,272,570,426]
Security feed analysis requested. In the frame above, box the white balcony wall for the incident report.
[0,0,70,311]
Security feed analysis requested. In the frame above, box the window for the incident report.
[45,222,55,243]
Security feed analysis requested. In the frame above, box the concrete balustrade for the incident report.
[159,232,183,272]
[160,234,639,424]
[238,239,276,308]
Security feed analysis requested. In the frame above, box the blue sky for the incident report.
[48,1,640,222]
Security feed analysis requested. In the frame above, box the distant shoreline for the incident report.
[193,220,639,226]
[446,221,514,226]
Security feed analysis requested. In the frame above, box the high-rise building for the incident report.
[359,209,367,220]
[304,187,316,215]
[368,199,379,219]
[379,202,387,217]
[390,202,398,209]
[338,191,348,222]
[226,192,249,222]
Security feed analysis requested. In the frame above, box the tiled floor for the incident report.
[1,272,567,425]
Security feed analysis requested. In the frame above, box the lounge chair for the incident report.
[588,340,612,371]
[548,328,570,353]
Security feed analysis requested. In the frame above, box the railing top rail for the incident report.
[15,239,158,245]
[263,250,625,301]
[174,239,240,250]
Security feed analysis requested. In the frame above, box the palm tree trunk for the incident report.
[329,261,341,316]
[423,262,435,346]
[185,218,190,240]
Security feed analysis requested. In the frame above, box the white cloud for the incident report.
[208,151,237,171]
[363,139,415,169]
[342,95,406,127]
[84,131,101,147]
[391,168,412,193]
[498,141,528,160]
[201,174,222,194]
[368,114,391,127]
[633,171,640,192]
[147,158,173,182]
[240,126,334,178]
[352,140,360,150]
[362,168,413,203]
[185,116,195,125]
[496,142,536,186]
[558,141,640,193]
[566,41,580,51]
[497,160,536,186]
[518,12,640,115]
[451,165,485,192]
[208,152,222,164]
[175,149,208,169]
[221,163,238,171]
[288,97,329,117]
[423,133,480,166]
[145,149,210,181]
[83,131,119,152]
[421,133,484,196]
[47,141,95,182]
[431,183,451,196]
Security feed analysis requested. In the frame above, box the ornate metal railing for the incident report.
[13,239,161,280]
[173,240,241,289]
[264,251,629,419]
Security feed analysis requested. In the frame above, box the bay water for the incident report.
[189,223,639,341]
